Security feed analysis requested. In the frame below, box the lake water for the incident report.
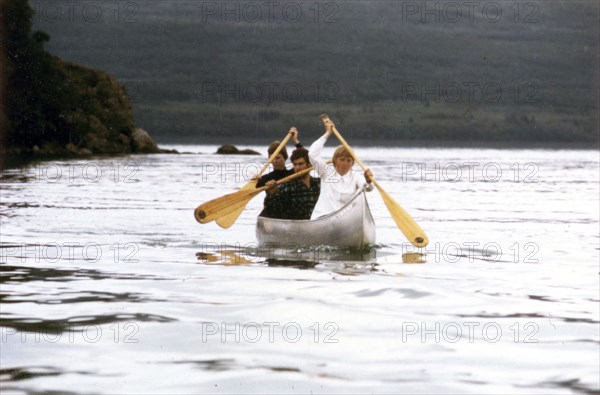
[1,145,598,394]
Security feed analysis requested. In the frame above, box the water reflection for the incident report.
[1,290,156,305]
[196,245,379,272]
[167,359,236,372]
[195,245,431,274]
[402,252,427,264]
[531,378,599,395]
[1,366,63,382]
[1,313,175,334]
[0,264,167,284]
[195,250,255,265]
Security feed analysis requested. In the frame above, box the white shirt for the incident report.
[309,135,372,219]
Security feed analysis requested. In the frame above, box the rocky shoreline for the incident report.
[1,0,177,169]
[215,145,260,155]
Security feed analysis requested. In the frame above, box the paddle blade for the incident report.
[374,181,429,247]
[215,181,257,228]
[194,187,261,224]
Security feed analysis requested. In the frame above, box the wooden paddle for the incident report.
[215,132,293,228]
[319,114,429,247]
[195,167,313,224]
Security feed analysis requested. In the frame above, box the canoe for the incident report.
[256,190,376,249]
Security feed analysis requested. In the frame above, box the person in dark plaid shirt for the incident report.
[262,148,320,220]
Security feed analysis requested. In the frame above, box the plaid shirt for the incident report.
[261,176,321,220]
[256,169,294,188]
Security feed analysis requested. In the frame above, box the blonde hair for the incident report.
[332,145,353,165]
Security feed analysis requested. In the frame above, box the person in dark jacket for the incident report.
[257,127,303,217]
[262,148,320,220]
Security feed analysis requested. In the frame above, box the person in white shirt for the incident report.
[308,119,374,219]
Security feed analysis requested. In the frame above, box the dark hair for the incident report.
[267,141,288,160]
[290,148,310,165]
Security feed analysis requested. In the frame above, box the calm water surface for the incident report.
[1,145,598,394]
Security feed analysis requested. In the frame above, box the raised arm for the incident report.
[308,122,334,178]
[308,135,329,178]
[290,127,303,149]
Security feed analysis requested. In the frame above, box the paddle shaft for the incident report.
[331,131,368,174]
[195,167,313,224]
[331,125,383,188]
[319,114,428,247]
[329,125,392,197]
[215,131,293,228]
[257,131,293,178]
[246,167,313,196]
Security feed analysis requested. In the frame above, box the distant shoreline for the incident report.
[154,138,599,151]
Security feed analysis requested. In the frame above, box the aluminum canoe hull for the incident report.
[256,191,376,249]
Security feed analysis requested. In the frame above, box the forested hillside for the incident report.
[32,0,600,145]
[2,0,158,164]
